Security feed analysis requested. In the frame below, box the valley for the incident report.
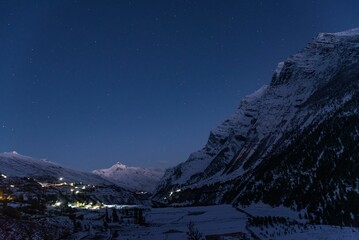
[1,27,359,239]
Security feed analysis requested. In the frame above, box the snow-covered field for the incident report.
[120,205,248,239]
[1,202,357,239]
[241,202,305,222]
[273,225,358,240]
[118,205,358,240]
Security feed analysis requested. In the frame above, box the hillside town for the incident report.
[0,173,149,239]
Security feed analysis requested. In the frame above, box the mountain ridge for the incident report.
[152,28,359,226]
[0,151,113,185]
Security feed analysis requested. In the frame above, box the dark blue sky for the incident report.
[1,0,359,171]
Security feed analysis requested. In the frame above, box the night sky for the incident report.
[1,0,359,171]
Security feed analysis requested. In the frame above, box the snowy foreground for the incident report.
[119,205,358,240]
[1,202,357,239]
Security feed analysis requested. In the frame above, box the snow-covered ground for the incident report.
[120,205,248,239]
[1,200,357,239]
[273,225,358,240]
[118,205,358,240]
[250,223,358,240]
[241,202,305,222]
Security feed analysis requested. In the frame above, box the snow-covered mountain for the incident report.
[93,162,164,192]
[153,28,359,227]
[0,151,113,185]
[0,151,146,205]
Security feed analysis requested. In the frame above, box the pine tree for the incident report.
[112,208,119,223]
[186,221,203,240]
[105,208,110,222]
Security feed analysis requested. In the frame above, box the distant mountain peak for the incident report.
[4,151,20,155]
[323,27,359,37]
[113,162,127,168]
[93,162,165,192]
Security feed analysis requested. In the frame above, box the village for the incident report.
[0,173,149,239]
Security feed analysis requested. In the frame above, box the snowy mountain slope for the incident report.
[152,28,359,226]
[0,151,113,185]
[0,151,146,204]
[92,162,164,192]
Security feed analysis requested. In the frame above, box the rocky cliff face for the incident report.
[152,28,359,226]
